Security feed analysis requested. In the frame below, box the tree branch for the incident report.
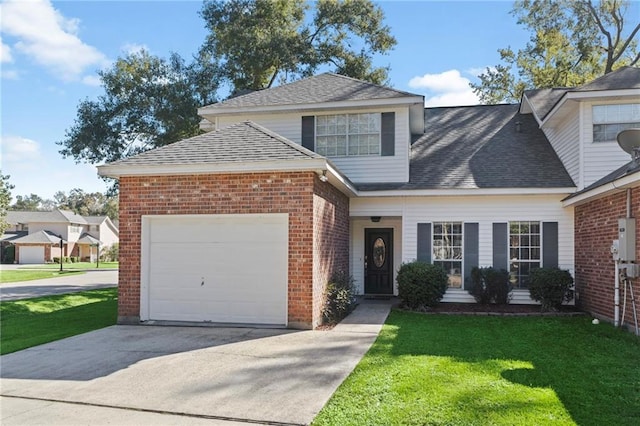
[611,21,640,63]
[587,0,614,72]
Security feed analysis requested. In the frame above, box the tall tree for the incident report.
[472,0,640,104]
[58,50,219,165]
[10,194,48,211]
[54,189,118,220]
[0,173,13,234]
[199,0,396,94]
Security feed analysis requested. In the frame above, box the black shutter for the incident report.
[493,223,508,271]
[417,223,431,263]
[381,112,395,156]
[542,222,559,268]
[301,116,315,151]
[464,223,479,289]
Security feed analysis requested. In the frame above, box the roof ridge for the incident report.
[322,72,419,98]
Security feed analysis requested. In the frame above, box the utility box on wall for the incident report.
[618,218,636,262]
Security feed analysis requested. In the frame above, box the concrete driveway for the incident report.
[0,301,392,425]
[0,270,117,301]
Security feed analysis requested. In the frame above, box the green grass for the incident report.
[0,269,84,283]
[0,288,117,355]
[314,311,640,426]
[26,261,119,270]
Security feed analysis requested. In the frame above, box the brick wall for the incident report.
[118,171,348,329]
[312,176,350,328]
[575,187,640,325]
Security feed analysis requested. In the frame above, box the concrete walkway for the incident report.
[0,270,117,301]
[0,300,392,425]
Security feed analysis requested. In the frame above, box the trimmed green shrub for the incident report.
[322,270,357,324]
[397,261,449,309]
[53,257,60,263]
[468,267,512,305]
[529,267,574,311]
[70,256,79,263]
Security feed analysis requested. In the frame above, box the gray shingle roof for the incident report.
[77,233,102,245]
[6,210,87,225]
[200,73,420,111]
[11,230,64,244]
[358,104,575,191]
[523,87,569,120]
[574,66,640,92]
[104,121,322,168]
[524,66,640,120]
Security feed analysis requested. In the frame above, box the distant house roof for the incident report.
[77,233,102,245]
[84,216,107,225]
[0,231,27,242]
[358,104,576,191]
[199,73,422,112]
[11,230,64,244]
[6,209,88,225]
[99,121,324,175]
[523,66,640,120]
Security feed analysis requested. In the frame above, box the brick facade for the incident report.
[118,171,349,329]
[312,178,350,328]
[575,187,640,325]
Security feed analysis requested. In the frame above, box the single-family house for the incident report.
[98,67,640,329]
[1,210,119,264]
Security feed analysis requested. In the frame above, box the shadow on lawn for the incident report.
[382,311,640,426]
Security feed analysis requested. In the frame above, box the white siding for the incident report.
[543,112,580,186]
[216,106,410,183]
[350,195,575,302]
[581,100,632,188]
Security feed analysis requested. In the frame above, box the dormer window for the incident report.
[301,112,395,157]
[316,113,380,156]
[592,103,640,143]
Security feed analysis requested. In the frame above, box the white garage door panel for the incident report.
[144,214,288,325]
[20,246,44,264]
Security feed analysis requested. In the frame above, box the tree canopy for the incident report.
[472,0,640,104]
[0,173,13,234]
[9,189,118,221]
[199,0,396,94]
[58,50,218,165]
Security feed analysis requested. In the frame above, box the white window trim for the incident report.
[508,220,542,288]
[432,221,464,289]
[315,113,381,157]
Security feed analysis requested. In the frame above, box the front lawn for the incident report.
[314,311,640,426]
[27,261,119,270]
[0,270,84,284]
[0,288,117,355]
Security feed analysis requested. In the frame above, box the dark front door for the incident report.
[365,228,393,295]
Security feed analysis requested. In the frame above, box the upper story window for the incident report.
[301,112,395,157]
[592,103,640,143]
[316,113,380,156]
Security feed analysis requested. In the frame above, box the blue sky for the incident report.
[0,0,534,200]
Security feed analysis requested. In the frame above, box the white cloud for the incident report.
[121,43,148,55]
[82,74,102,87]
[0,135,42,166]
[408,69,480,107]
[2,69,19,80]
[0,0,109,81]
[0,37,13,63]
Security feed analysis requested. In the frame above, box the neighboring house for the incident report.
[98,68,640,329]
[0,210,119,264]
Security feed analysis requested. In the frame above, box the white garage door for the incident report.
[20,246,45,264]
[141,214,288,326]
